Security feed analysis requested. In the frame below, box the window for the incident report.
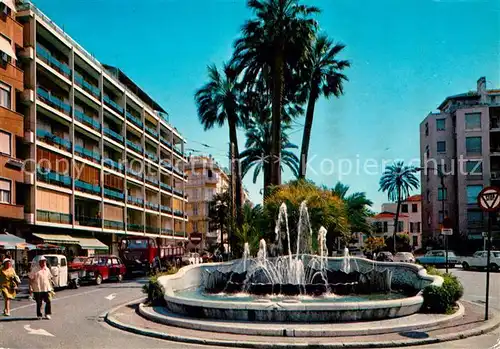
[465,112,481,130]
[466,137,482,155]
[416,222,421,232]
[467,211,483,225]
[438,187,447,201]
[412,204,418,213]
[438,210,449,223]
[425,145,430,158]
[207,169,213,178]
[107,258,112,265]
[0,82,11,109]
[0,131,10,156]
[397,221,404,232]
[426,190,430,203]
[410,222,414,232]
[0,179,10,203]
[467,185,483,204]
[60,258,67,267]
[465,160,483,175]
[383,221,388,233]
[412,236,418,247]
[437,141,446,153]
[401,204,408,213]
[112,258,119,265]
[436,119,445,131]
[192,221,198,232]
[425,122,429,136]
[193,203,198,215]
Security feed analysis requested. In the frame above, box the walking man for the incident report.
[29,256,53,320]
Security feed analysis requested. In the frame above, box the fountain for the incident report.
[158,201,443,323]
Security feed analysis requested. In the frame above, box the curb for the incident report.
[104,302,500,348]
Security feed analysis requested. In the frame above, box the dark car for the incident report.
[376,252,394,262]
[81,255,126,285]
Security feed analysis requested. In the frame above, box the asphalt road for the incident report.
[0,268,499,349]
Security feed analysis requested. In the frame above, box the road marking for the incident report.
[24,324,54,337]
[11,288,103,312]
[105,293,117,300]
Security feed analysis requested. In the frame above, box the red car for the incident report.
[68,256,88,270]
[81,255,126,285]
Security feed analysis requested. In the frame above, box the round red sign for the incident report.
[189,233,203,245]
[478,186,500,212]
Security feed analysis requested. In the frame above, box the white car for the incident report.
[393,252,416,263]
[461,251,500,271]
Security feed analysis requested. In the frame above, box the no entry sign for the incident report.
[478,187,500,212]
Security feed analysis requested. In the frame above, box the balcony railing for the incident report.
[74,110,101,131]
[36,44,71,78]
[160,182,172,191]
[156,111,169,124]
[74,72,100,99]
[37,210,72,224]
[173,188,184,197]
[74,144,101,163]
[161,228,173,235]
[127,223,144,232]
[103,127,124,143]
[75,179,101,195]
[104,158,124,173]
[36,129,72,152]
[145,126,158,139]
[127,196,144,206]
[37,168,72,188]
[126,111,143,128]
[173,147,184,157]
[146,176,159,186]
[160,136,171,148]
[174,231,185,237]
[161,205,172,214]
[126,139,143,154]
[173,167,184,177]
[173,210,184,217]
[37,87,71,115]
[160,160,173,171]
[145,151,158,162]
[145,202,159,211]
[146,226,161,234]
[104,188,125,201]
[104,219,125,230]
[103,95,124,114]
[75,215,101,227]
[126,167,143,180]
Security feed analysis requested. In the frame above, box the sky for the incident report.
[32,0,499,210]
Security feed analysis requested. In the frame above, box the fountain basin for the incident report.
[159,258,443,323]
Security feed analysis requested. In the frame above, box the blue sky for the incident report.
[33,0,499,210]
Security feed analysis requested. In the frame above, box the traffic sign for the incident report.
[441,228,453,236]
[478,187,500,212]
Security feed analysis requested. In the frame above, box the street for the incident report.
[0,268,499,349]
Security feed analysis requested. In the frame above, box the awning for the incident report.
[0,35,16,60]
[32,233,79,244]
[0,233,37,250]
[76,237,108,250]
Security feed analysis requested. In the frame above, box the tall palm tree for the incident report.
[299,35,350,178]
[232,0,319,188]
[379,161,419,253]
[332,182,373,234]
[195,63,244,241]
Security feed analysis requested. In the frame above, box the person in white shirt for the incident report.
[29,256,53,320]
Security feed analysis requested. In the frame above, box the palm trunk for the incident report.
[299,86,317,179]
[393,187,402,253]
[263,158,272,197]
[270,50,284,189]
[228,118,243,245]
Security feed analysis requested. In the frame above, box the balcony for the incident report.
[74,72,100,99]
[36,129,72,152]
[126,139,143,154]
[74,144,101,163]
[0,62,23,91]
[145,151,158,162]
[173,209,184,217]
[145,126,158,139]
[75,179,101,195]
[37,168,72,188]
[161,228,173,235]
[156,111,169,124]
[104,158,124,173]
[160,160,173,171]
[145,202,159,211]
[127,196,144,206]
[104,188,125,201]
[104,219,125,230]
[104,95,124,114]
[174,231,185,237]
[37,210,72,224]
[173,188,184,197]
[173,166,184,177]
[37,87,72,116]
[161,205,172,214]
[160,136,171,148]
[75,110,101,131]
[36,44,71,79]
[145,176,159,186]
[173,147,184,157]
[147,226,161,234]
[126,167,143,180]
[104,128,124,143]
[127,223,144,232]
[0,203,24,220]
[126,111,143,129]
[75,215,101,227]
[160,182,172,191]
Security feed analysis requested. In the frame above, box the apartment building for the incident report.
[420,77,500,249]
[9,1,188,253]
[185,155,230,251]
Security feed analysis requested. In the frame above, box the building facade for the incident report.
[185,155,229,251]
[3,1,188,253]
[420,77,500,249]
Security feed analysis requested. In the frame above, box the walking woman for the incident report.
[0,258,19,316]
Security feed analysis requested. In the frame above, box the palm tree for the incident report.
[332,182,373,234]
[299,35,350,178]
[379,161,419,253]
[232,0,319,188]
[195,63,244,239]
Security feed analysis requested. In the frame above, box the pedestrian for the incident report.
[29,256,53,320]
[0,258,20,316]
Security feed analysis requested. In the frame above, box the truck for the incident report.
[460,250,500,271]
[118,236,185,275]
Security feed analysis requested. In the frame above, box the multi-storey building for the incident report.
[10,1,188,253]
[420,77,500,249]
[185,155,229,251]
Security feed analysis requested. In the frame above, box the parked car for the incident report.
[182,252,202,265]
[415,250,458,267]
[31,254,81,289]
[376,252,393,262]
[68,256,88,270]
[80,255,126,285]
[461,251,500,271]
[394,252,416,263]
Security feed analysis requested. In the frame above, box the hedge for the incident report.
[142,268,178,306]
[422,267,463,314]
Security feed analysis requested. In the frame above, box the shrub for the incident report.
[142,267,178,306]
[422,267,463,313]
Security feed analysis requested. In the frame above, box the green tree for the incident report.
[299,35,349,178]
[363,236,386,253]
[232,0,319,189]
[331,182,373,234]
[195,63,244,235]
[379,161,419,253]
